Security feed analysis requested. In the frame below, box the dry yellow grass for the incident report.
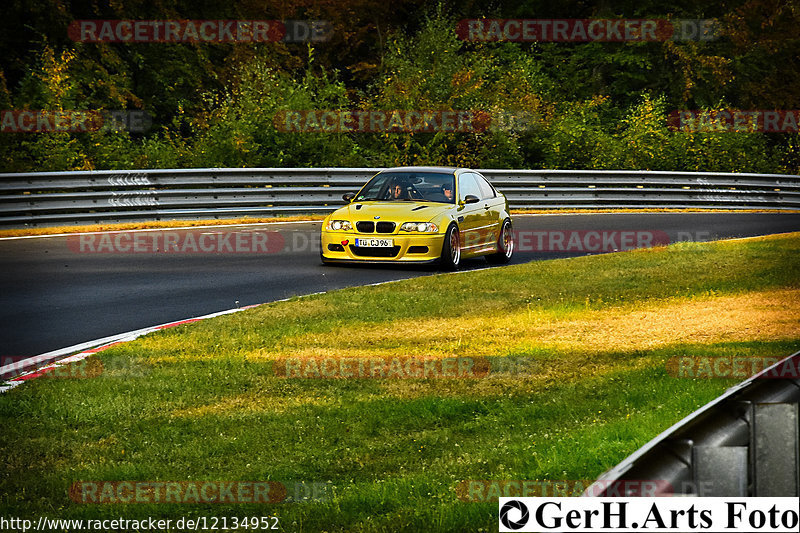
[270,287,800,358]
[171,393,337,418]
[151,287,799,410]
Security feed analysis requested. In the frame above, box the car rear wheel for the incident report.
[440,224,461,270]
[486,219,513,265]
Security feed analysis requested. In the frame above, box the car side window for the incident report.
[458,173,482,201]
[474,173,496,199]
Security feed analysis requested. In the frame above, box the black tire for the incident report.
[486,219,513,265]
[439,224,461,271]
[320,239,332,266]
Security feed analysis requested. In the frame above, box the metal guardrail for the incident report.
[586,351,800,497]
[1,168,799,227]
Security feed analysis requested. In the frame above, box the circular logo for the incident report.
[500,499,530,530]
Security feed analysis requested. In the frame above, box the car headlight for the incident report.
[326,220,352,231]
[400,222,439,233]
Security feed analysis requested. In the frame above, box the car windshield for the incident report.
[355,172,456,203]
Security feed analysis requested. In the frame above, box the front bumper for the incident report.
[320,231,446,263]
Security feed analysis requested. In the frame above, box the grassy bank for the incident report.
[1,234,799,532]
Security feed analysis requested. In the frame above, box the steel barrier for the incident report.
[1,168,799,227]
[586,350,800,497]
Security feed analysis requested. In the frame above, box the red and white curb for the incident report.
[0,305,261,394]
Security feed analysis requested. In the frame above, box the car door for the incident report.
[457,172,492,255]
[472,171,504,246]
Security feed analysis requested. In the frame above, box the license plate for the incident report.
[355,238,393,247]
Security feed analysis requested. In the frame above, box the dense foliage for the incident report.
[1,0,797,172]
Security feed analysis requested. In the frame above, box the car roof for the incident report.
[379,166,464,173]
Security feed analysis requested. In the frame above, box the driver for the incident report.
[389,179,408,199]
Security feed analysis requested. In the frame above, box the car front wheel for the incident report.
[320,238,332,265]
[440,224,461,270]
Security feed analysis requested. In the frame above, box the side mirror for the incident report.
[342,192,356,202]
[464,195,480,204]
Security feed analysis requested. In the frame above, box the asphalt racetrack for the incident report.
[1,212,798,359]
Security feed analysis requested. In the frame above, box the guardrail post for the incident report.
[752,402,799,496]
[692,446,749,496]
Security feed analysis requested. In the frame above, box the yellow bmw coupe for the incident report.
[320,167,513,269]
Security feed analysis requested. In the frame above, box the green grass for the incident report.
[1,234,799,532]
